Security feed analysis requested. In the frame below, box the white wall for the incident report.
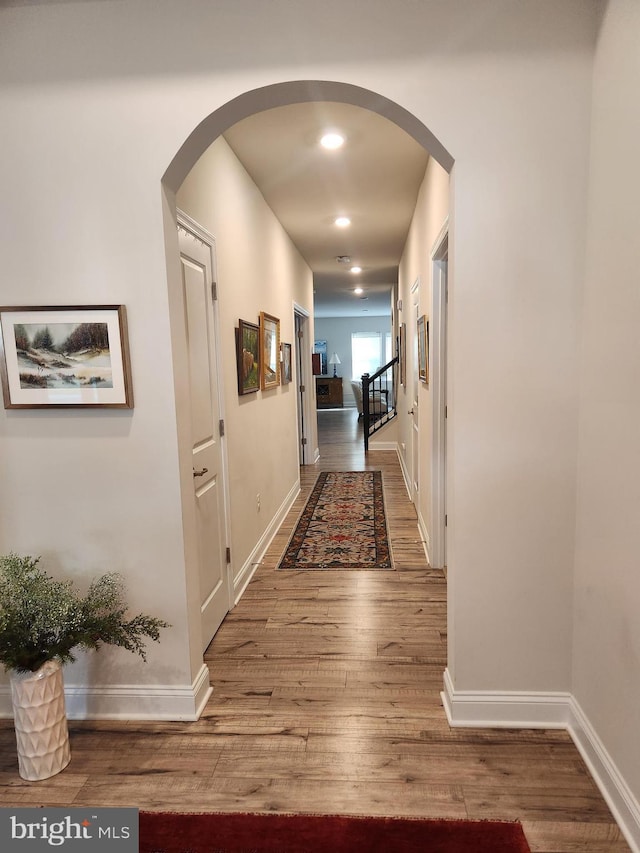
[574,0,640,811]
[398,157,450,555]
[177,137,313,584]
[0,0,614,784]
[314,315,392,408]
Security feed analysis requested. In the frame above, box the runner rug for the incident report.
[278,470,393,570]
[139,812,531,852]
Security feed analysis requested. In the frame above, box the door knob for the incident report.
[193,468,209,477]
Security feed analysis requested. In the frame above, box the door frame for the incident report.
[293,303,313,465]
[410,277,421,506]
[430,221,449,569]
[177,209,234,616]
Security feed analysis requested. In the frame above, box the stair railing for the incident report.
[362,356,398,451]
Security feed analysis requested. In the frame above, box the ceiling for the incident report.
[223,102,429,318]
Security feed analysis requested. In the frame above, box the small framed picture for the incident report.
[314,339,327,376]
[417,314,429,385]
[281,342,292,384]
[259,311,280,390]
[236,319,260,395]
[0,305,133,409]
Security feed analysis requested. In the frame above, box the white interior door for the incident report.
[178,217,230,651]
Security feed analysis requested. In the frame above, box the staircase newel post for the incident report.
[362,372,370,452]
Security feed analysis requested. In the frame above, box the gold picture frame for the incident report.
[259,311,280,390]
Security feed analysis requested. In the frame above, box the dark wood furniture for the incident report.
[315,376,343,408]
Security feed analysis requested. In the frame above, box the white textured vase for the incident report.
[10,659,71,781]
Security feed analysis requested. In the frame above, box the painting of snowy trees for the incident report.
[0,306,133,408]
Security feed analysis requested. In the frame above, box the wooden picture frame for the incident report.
[236,319,260,395]
[417,314,429,385]
[281,342,292,385]
[259,311,280,390]
[0,305,133,409]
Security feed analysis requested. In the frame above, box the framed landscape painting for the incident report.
[0,305,133,409]
[259,311,280,390]
[236,319,260,395]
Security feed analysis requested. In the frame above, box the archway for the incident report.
[161,79,453,691]
[162,80,453,194]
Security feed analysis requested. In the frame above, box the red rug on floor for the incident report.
[139,812,531,852]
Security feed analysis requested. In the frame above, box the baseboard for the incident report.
[441,668,571,729]
[233,478,301,604]
[396,444,412,499]
[416,510,431,565]
[442,668,640,852]
[368,440,396,450]
[568,696,640,853]
[0,663,213,722]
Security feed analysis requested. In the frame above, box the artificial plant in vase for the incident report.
[0,553,169,781]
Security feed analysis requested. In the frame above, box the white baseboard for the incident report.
[233,478,301,604]
[396,444,412,499]
[569,696,640,853]
[0,663,213,722]
[441,668,571,729]
[442,668,640,852]
[416,510,431,565]
[368,440,396,450]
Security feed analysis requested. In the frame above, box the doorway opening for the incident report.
[161,79,453,680]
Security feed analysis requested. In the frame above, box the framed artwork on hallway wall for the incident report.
[313,339,327,376]
[259,311,280,390]
[236,319,260,395]
[399,323,406,387]
[417,314,429,385]
[281,342,292,384]
[0,304,133,409]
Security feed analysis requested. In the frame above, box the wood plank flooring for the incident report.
[0,409,629,851]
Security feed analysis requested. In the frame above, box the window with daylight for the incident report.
[352,331,392,380]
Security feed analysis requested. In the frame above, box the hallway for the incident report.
[0,410,628,851]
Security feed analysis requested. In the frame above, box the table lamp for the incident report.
[328,352,341,377]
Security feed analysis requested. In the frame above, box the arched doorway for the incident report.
[161,80,453,686]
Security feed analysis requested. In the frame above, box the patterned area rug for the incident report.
[278,470,393,570]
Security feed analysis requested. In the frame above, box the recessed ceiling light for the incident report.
[350,266,362,274]
[320,132,344,150]
[334,216,351,228]
[354,287,363,295]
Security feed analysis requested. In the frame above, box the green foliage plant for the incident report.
[0,554,170,674]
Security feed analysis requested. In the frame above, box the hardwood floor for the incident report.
[0,409,629,852]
